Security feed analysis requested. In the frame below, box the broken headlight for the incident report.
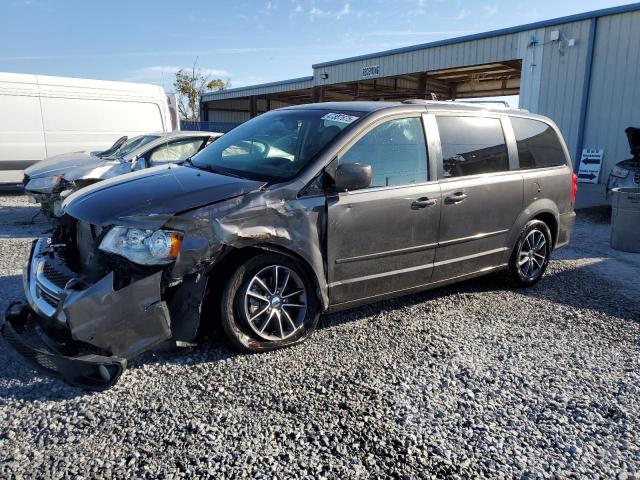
[99,227,183,265]
[25,175,63,192]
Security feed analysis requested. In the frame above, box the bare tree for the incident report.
[174,59,229,121]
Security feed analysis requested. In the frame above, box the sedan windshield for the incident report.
[190,109,364,181]
[105,135,159,160]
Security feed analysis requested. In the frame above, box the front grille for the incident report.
[38,287,59,308]
[42,263,74,290]
[29,239,79,319]
[635,171,639,185]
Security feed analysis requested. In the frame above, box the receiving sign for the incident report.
[577,149,604,184]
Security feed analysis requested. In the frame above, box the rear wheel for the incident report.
[220,253,319,352]
[506,220,552,287]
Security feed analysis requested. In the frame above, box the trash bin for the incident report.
[610,187,640,253]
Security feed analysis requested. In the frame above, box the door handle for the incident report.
[411,197,437,209]
[445,192,468,204]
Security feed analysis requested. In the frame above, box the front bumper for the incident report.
[4,238,173,389]
[2,302,126,390]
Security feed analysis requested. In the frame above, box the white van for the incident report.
[0,72,178,182]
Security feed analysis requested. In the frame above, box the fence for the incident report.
[180,120,240,133]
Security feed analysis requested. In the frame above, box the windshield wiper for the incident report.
[185,159,244,178]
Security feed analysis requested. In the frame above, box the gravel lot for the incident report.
[0,193,638,479]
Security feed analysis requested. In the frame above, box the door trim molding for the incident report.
[438,228,509,247]
[335,242,437,264]
[335,229,508,265]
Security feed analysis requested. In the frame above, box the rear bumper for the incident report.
[555,211,576,249]
[1,302,126,391]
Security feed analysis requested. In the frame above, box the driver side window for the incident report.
[339,117,428,189]
[149,138,206,164]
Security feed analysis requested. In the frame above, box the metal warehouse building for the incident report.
[200,3,640,184]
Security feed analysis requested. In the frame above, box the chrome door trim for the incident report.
[335,242,438,264]
[437,228,510,247]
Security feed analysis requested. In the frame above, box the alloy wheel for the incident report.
[518,229,548,280]
[243,265,308,341]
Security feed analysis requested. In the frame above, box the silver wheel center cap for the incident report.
[270,296,282,309]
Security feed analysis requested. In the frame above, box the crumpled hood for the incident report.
[62,164,265,226]
[24,151,108,180]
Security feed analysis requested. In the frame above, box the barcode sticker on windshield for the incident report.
[321,113,359,124]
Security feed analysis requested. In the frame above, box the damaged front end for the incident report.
[25,161,132,222]
[2,233,179,390]
[24,175,73,219]
[6,160,330,390]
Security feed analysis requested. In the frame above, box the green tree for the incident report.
[174,59,229,121]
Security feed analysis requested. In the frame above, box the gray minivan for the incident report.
[3,101,576,389]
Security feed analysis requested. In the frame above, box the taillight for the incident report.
[571,173,578,204]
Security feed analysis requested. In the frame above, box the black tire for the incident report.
[220,253,320,352]
[506,219,553,287]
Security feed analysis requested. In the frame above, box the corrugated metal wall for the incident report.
[533,20,591,162]
[314,33,527,85]
[202,77,313,101]
[518,28,545,112]
[583,10,640,176]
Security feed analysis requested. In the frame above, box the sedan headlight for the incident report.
[25,175,63,192]
[610,166,630,178]
[99,227,183,265]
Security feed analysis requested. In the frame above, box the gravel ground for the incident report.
[0,193,638,479]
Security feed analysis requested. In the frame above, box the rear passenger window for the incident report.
[339,117,428,188]
[510,117,567,169]
[436,116,509,178]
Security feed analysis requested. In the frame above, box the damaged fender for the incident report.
[173,187,329,309]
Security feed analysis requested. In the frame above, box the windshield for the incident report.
[97,136,127,158]
[105,135,159,159]
[190,109,364,181]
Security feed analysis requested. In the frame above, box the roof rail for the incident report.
[453,100,529,112]
[460,100,511,107]
[401,95,440,104]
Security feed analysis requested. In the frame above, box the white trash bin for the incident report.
[610,187,640,253]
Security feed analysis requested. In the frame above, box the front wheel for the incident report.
[220,253,319,352]
[506,220,552,287]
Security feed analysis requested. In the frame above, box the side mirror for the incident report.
[334,162,372,192]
